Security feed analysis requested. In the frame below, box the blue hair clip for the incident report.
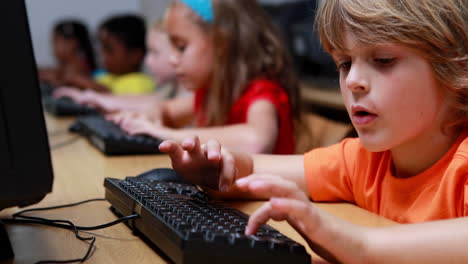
[180,0,214,23]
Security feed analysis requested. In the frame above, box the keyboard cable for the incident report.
[1,198,139,264]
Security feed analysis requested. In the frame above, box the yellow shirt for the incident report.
[96,72,155,95]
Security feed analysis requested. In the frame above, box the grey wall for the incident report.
[140,0,170,24]
[138,0,304,22]
[25,0,142,68]
[25,0,304,68]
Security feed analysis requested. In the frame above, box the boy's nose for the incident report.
[345,64,370,94]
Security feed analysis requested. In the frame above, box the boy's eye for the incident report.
[337,61,351,72]
[374,58,395,65]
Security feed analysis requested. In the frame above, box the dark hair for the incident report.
[54,20,97,71]
[99,14,147,53]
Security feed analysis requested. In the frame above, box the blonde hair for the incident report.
[316,0,468,130]
[169,0,302,128]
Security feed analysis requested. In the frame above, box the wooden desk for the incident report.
[0,114,395,264]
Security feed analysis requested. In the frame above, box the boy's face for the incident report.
[332,31,450,153]
[98,29,141,75]
[145,30,177,85]
[165,4,215,91]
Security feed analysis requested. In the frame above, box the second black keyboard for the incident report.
[43,96,98,116]
[104,172,311,264]
[70,115,162,155]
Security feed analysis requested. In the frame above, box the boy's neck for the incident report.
[390,129,460,178]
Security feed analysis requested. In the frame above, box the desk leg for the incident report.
[0,220,14,260]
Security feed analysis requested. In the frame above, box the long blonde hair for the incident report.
[316,0,468,130]
[170,0,302,127]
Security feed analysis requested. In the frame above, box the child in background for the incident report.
[160,0,468,263]
[61,14,155,94]
[111,0,302,154]
[39,20,96,87]
[54,21,181,113]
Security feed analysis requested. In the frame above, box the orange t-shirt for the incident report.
[304,131,468,223]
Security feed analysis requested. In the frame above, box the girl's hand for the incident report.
[106,110,140,126]
[53,87,99,108]
[78,93,118,113]
[119,113,163,138]
[159,136,237,191]
[53,86,84,101]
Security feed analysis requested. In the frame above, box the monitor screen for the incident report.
[0,0,53,211]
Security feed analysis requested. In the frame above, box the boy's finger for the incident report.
[191,136,202,154]
[246,198,312,236]
[245,202,276,235]
[218,149,236,192]
[269,198,317,237]
[236,174,308,201]
[181,136,198,152]
[205,139,221,162]
[159,140,184,161]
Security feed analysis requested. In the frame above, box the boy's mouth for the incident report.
[352,105,377,126]
[355,110,372,117]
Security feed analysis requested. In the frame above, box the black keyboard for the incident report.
[40,81,55,97]
[43,96,97,116]
[104,173,312,264]
[70,115,162,155]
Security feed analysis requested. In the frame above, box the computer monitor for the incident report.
[261,0,338,78]
[0,0,54,257]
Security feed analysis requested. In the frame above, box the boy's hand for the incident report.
[159,136,237,191]
[236,175,320,247]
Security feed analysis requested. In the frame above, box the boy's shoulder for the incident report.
[454,131,468,160]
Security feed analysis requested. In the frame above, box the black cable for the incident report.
[3,214,139,231]
[2,198,139,264]
[7,217,93,241]
[3,214,95,263]
[13,198,106,216]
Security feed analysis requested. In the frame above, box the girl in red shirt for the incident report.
[110,0,301,154]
